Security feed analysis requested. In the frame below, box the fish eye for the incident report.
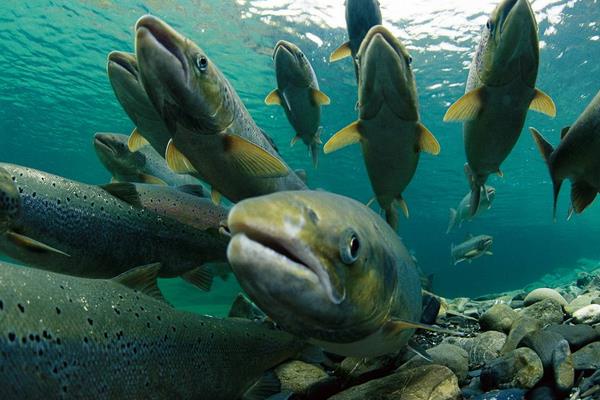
[408,56,413,65]
[195,55,208,72]
[486,19,494,32]
[339,229,360,265]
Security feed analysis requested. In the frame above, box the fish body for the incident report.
[0,263,301,399]
[324,26,440,229]
[330,0,382,80]
[107,51,171,155]
[451,235,494,265]
[134,15,307,202]
[444,0,555,215]
[0,163,227,288]
[531,90,600,217]
[266,40,329,167]
[227,190,423,357]
[447,186,496,233]
[94,133,199,187]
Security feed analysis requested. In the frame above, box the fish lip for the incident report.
[107,51,138,79]
[93,134,117,156]
[273,40,295,60]
[361,25,405,61]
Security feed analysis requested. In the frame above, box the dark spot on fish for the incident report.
[104,332,108,339]
[32,192,36,198]
[28,334,34,341]
[0,300,3,310]
[146,322,151,328]
[38,349,43,356]
[114,308,120,315]
[134,312,139,318]
[83,337,88,343]
[62,386,67,393]
[87,318,93,326]
[35,334,40,342]
[17,303,24,313]
[22,336,26,344]
[52,367,58,374]
[307,208,319,224]
[52,183,56,187]
[171,326,176,333]
[57,199,61,205]
[59,285,64,290]
[83,195,87,200]
[42,330,50,339]
[56,338,61,345]
[11,176,15,181]
[67,197,70,202]
[8,332,15,342]
[55,307,61,315]
[18,187,23,193]
[156,315,161,321]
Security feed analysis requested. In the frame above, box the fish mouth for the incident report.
[107,51,138,79]
[361,26,408,64]
[273,40,297,60]
[93,134,118,156]
[497,0,533,36]
[486,187,496,197]
[483,238,493,247]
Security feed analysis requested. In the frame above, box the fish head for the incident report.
[478,0,539,86]
[93,133,147,175]
[135,15,233,134]
[357,25,418,120]
[107,51,155,120]
[478,235,494,251]
[227,191,398,341]
[273,40,313,87]
[0,167,20,232]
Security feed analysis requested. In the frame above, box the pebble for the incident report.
[524,288,568,307]
[552,338,574,392]
[519,298,564,326]
[593,297,600,305]
[572,304,600,325]
[518,330,564,368]
[274,361,330,396]
[328,365,460,400]
[572,341,600,370]
[565,291,600,315]
[479,304,518,333]
[443,330,507,368]
[405,343,469,383]
[545,323,600,350]
[480,347,543,390]
[501,317,543,354]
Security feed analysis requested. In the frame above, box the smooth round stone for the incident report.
[592,298,600,305]
[520,298,564,326]
[565,291,600,315]
[480,347,543,390]
[501,317,543,354]
[524,288,568,307]
[572,341,600,370]
[552,339,574,392]
[480,304,518,333]
[518,330,564,368]
[545,324,600,350]
[443,330,507,368]
[274,360,329,395]
[405,343,469,383]
[572,304,600,325]
[472,389,527,400]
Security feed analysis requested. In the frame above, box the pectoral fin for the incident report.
[139,174,167,185]
[407,341,433,362]
[496,170,503,178]
[571,180,597,213]
[311,89,331,106]
[530,89,556,117]
[222,135,288,177]
[127,127,150,152]
[290,135,300,147]
[264,89,281,106]
[6,231,71,257]
[323,121,361,154]
[113,263,168,303]
[394,197,410,219]
[443,87,484,122]
[101,182,143,208]
[243,371,281,400]
[416,123,441,155]
[330,41,352,62]
[165,139,198,174]
[383,318,462,336]
[181,266,215,292]
[211,188,222,205]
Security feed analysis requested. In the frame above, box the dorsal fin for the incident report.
[101,182,143,208]
[112,263,168,303]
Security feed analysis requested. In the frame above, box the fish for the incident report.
[451,235,494,265]
[226,190,445,358]
[93,132,200,187]
[323,26,440,230]
[443,0,556,216]
[0,262,302,399]
[107,51,172,155]
[530,90,600,218]
[265,40,330,168]
[134,15,307,203]
[0,163,228,291]
[330,0,382,81]
[447,186,496,233]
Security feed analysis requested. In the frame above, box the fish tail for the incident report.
[446,208,457,234]
[530,127,562,220]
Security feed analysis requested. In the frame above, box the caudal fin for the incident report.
[530,127,562,219]
[446,208,457,234]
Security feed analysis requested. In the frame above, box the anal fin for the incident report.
[6,231,71,257]
[571,180,597,213]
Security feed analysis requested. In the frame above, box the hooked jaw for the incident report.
[107,51,138,80]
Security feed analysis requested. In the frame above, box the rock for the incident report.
[578,369,600,394]
[480,347,543,390]
[545,323,600,350]
[443,330,506,368]
[572,341,600,370]
[524,288,568,307]
[328,365,460,400]
[405,344,469,383]
[552,338,574,392]
[274,361,329,395]
[339,355,396,383]
[471,389,527,399]
[479,304,518,333]
[593,297,600,305]
[520,298,564,326]
[509,300,524,310]
[528,385,560,400]
[502,317,543,354]
[518,330,564,368]
[572,304,600,325]
[565,291,600,315]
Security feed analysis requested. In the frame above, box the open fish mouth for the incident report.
[107,52,138,79]
[135,15,188,77]
[273,40,296,60]
[93,135,118,156]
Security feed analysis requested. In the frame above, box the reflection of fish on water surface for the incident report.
[0,262,303,400]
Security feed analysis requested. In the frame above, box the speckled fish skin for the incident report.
[447,186,496,233]
[0,163,227,279]
[107,51,171,155]
[345,0,382,80]
[227,191,422,357]
[451,235,494,265]
[0,263,302,400]
[93,132,199,187]
[134,15,307,202]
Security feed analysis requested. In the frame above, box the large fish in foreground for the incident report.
[451,235,494,265]
[0,262,302,399]
[107,51,171,155]
[226,190,438,358]
[444,0,555,216]
[265,40,330,167]
[94,132,200,187]
[530,90,600,218]
[0,163,227,290]
[134,15,307,203]
[447,186,496,233]
[330,0,382,81]
[324,26,440,229]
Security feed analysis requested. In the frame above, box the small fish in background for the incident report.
[330,0,382,81]
[324,25,440,230]
[134,15,306,204]
[443,0,555,216]
[227,190,453,358]
[451,235,494,265]
[447,186,496,233]
[0,163,228,291]
[530,89,600,219]
[107,51,171,155]
[265,40,330,168]
[93,132,200,187]
[0,262,302,400]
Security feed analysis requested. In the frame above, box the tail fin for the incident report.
[446,208,457,234]
[464,163,481,216]
[530,127,562,219]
